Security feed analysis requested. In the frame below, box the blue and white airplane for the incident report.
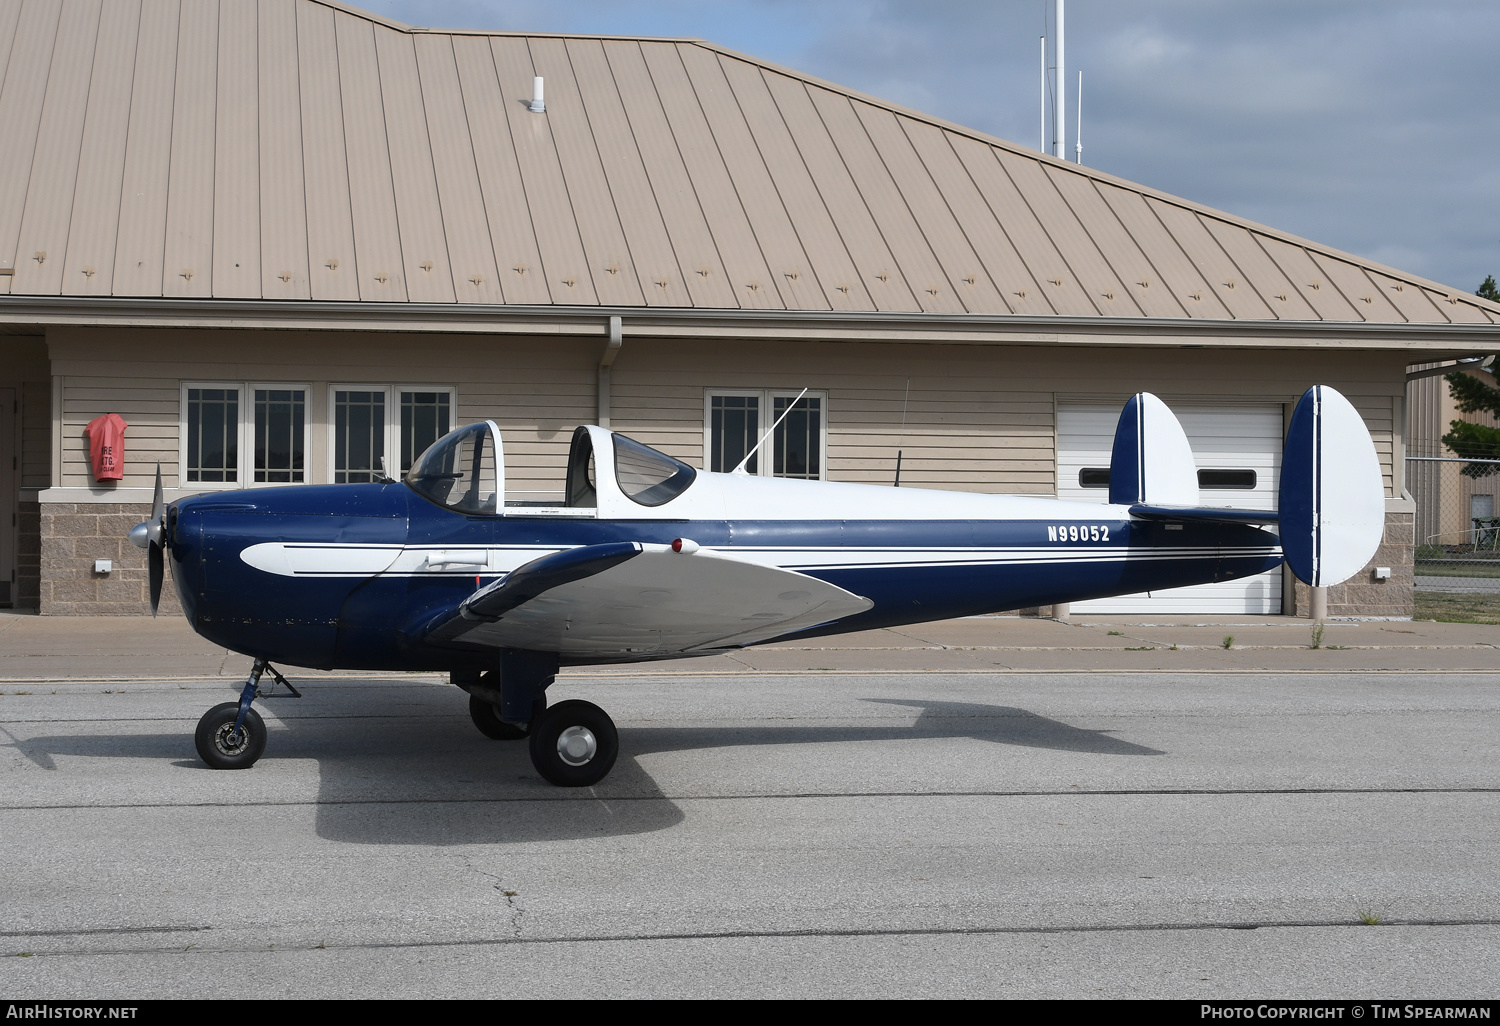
[130,386,1384,786]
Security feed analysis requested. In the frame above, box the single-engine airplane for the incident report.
[130,386,1384,786]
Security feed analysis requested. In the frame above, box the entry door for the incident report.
[0,387,15,607]
[1058,401,1284,613]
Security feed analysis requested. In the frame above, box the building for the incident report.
[1407,362,1500,552]
[2,0,1498,618]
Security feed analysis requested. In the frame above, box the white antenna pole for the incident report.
[1075,70,1083,163]
[1040,35,1046,153]
[732,388,809,476]
[1054,0,1065,160]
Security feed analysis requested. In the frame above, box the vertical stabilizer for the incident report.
[1279,386,1384,587]
[1108,393,1199,506]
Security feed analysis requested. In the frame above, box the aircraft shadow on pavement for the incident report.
[4,693,1160,846]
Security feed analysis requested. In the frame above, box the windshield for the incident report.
[405,423,499,514]
[613,433,696,507]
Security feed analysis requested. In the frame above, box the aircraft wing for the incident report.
[422,542,873,658]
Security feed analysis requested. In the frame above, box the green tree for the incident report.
[1441,275,1500,477]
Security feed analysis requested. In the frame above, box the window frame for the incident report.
[327,384,457,484]
[703,388,828,480]
[180,381,313,491]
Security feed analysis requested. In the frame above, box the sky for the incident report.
[360,0,1500,295]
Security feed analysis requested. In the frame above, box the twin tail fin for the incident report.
[1108,387,1384,588]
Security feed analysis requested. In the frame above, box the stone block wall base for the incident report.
[39,502,182,617]
[1290,511,1414,618]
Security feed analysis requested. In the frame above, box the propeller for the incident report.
[128,464,166,617]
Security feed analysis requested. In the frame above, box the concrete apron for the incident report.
[1,612,1495,681]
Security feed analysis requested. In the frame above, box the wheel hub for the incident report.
[556,725,598,766]
[215,723,248,755]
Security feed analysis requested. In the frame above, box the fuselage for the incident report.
[166,469,1281,672]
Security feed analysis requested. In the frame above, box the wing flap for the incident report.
[427,543,872,658]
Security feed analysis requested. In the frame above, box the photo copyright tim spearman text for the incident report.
[1203,1008,1492,1021]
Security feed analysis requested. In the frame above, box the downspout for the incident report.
[598,315,622,428]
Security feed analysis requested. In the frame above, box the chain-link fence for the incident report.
[1407,456,1500,595]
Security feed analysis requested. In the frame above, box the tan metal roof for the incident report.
[1,0,1497,325]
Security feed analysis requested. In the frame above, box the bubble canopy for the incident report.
[405,422,502,514]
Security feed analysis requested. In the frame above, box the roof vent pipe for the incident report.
[528,77,545,113]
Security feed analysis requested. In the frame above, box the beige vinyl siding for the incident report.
[46,326,597,495]
[44,326,1409,500]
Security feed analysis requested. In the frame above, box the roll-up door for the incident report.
[1058,402,1284,613]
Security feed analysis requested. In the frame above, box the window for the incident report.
[613,433,696,506]
[1078,467,1257,490]
[705,389,826,479]
[330,385,454,484]
[180,383,451,489]
[183,383,309,487]
[407,422,499,515]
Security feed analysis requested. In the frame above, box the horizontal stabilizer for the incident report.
[1129,504,1280,526]
[1278,386,1384,587]
[1109,393,1200,507]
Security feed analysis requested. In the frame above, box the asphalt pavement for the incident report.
[1,612,1498,999]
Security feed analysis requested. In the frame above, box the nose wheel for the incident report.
[195,703,267,769]
[527,700,618,786]
[193,658,298,770]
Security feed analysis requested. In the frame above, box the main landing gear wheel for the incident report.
[469,694,532,741]
[194,702,267,770]
[528,700,619,787]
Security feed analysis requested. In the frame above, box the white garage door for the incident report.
[1058,402,1284,613]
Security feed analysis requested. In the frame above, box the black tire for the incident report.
[469,694,531,740]
[528,700,619,787]
[194,702,267,770]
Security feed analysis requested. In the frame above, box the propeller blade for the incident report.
[149,463,164,545]
[149,541,163,617]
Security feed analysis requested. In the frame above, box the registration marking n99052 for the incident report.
[1048,525,1111,542]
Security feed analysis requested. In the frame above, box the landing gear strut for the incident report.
[194,658,299,770]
